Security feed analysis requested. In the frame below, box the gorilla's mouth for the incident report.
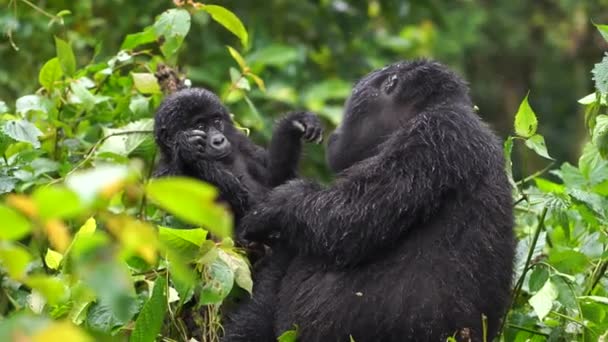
[207,147,232,161]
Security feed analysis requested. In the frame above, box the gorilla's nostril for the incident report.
[211,135,226,147]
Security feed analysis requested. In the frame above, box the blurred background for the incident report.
[2,0,608,180]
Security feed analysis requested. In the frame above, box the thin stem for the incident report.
[52,130,153,183]
[498,207,548,334]
[506,324,549,337]
[18,0,60,20]
[516,162,555,186]
[585,259,608,295]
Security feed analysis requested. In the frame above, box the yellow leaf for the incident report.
[44,248,64,270]
[7,194,38,219]
[33,321,92,342]
[227,46,247,70]
[44,219,71,252]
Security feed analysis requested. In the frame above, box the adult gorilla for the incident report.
[240,60,515,341]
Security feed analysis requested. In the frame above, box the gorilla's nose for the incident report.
[210,135,227,149]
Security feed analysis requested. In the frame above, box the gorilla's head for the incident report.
[327,60,471,173]
[154,88,235,160]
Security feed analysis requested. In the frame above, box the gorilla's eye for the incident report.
[212,116,223,129]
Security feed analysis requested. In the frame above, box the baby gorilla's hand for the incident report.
[175,129,207,164]
[288,112,323,143]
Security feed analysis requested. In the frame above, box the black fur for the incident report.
[153,88,323,341]
[237,60,515,341]
[153,87,322,223]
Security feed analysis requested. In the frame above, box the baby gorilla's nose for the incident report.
[210,135,227,149]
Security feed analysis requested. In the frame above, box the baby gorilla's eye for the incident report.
[213,116,223,129]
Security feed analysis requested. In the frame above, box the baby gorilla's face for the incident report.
[327,62,410,173]
[183,111,232,160]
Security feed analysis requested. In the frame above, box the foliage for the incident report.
[1,1,608,342]
[0,2,260,341]
[500,27,608,342]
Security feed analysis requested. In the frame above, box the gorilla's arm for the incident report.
[267,112,322,187]
[243,111,488,267]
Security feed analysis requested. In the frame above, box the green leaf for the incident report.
[97,119,154,157]
[219,249,252,294]
[2,120,42,148]
[121,27,157,50]
[592,53,608,95]
[146,177,233,238]
[44,248,63,270]
[595,23,608,43]
[39,57,63,91]
[227,46,247,70]
[66,165,129,204]
[548,248,590,274]
[32,186,82,220]
[153,9,191,58]
[16,95,50,116]
[0,243,32,279]
[54,37,76,76]
[528,279,558,320]
[514,94,538,138]
[528,265,550,293]
[200,258,234,305]
[247,44,300,67]
[579,296,608,305]
[158,227,207,261]
[68,283,96,325]
[132,73,161,94]
[26,275,69,305]
[524,134,552,159]
[278,326,299,342]
[130,278,167,342]
[592,115,608,158]
[303,79,351,109]
[203,5,248,47]
[0,204,31,240]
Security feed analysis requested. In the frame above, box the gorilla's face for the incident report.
[155,88,235,161]
[327,62,412,173]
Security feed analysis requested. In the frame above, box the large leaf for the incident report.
[132,73,161,94]
[528,279,558,320]
[158,226,207,261]
[524,134,551,160]
[200,258,234,305]
[39,57,63,91]
[66,164,129,203]
[2,120,43,148]
[15,95,50,115]
[153,9,191,58]
[97,119,154,157]
[54,37,76,76]
[121,27,157,50]
[514,94,538,138]
[130,278,167,342]
[146,177,233,238]
[0,243,32,279]
[203,5,248,47]
[0,204,31,240]
[32,186,82,220]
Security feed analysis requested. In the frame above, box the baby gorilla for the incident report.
[153,87,322,223]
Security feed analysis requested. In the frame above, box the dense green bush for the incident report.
[0,2,608,342]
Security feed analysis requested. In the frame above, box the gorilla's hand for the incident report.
[175,129,207,165]
[239,204,280,243]
[287,112,324,143]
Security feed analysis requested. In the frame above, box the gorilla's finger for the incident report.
[292,120,306,133]
[188,135,206,145]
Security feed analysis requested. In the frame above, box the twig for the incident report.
[506,324,549,337]
[57,130,153,182]
[516,162,555,186]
